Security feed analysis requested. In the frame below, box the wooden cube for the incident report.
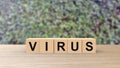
[40,38,54,53]
[68,38,82,53]
[26,38,40,53]
[82,38,96,53]
[26,38,96,54]
[54,38,68,53]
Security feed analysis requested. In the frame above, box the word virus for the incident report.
[26,38,96,53]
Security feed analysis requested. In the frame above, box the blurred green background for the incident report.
[0,0,120,44]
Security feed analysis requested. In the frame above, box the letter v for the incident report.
[29,42,37,51]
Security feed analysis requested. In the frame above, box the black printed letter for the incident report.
[71,42,79,51]
[57,42,65,51]
[86,42,93,51]
[29,42,37,51]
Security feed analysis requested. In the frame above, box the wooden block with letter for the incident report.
[54,38,68,53]
[26,38,40,53]
[40,38,54,53]
[82,38,96,53]
[26,38,96,54]
[68,38,82,53]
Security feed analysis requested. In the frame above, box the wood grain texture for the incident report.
[0,45,120,68]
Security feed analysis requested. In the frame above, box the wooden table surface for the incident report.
[0,45,120,68]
